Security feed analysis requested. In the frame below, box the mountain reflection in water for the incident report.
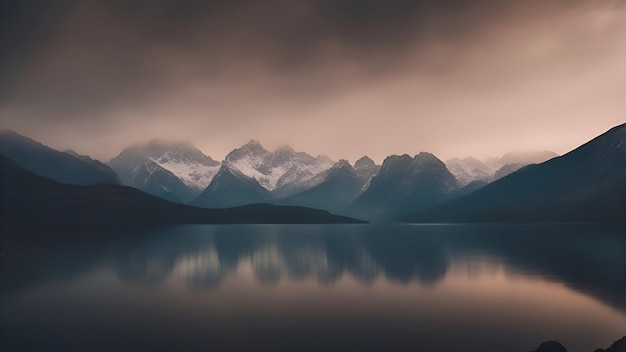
[103,224,623,306]
[0,224,623,352]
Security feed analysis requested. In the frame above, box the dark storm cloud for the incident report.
[0,0,570,113]
[0,0,624,161]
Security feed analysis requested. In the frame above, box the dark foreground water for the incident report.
[1,224,624,352]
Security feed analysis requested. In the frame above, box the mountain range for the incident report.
[191,163,273,208]
[445,150,559,186]
[347,152,458,220]
[277,159,372,212]
[397,124,625,223]
[0,154,363,226]
[1,123,622,224]
[217,140,335,197]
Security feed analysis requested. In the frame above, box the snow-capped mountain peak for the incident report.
[223,141,334,196]
[109,140,221,202]
[332,159,352,169]
[139,140,220,191]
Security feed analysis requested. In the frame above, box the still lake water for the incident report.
[1,224,624,352]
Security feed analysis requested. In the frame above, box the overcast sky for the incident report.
[1,0,624,163]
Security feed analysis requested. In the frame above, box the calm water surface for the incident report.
[1,224,624,352]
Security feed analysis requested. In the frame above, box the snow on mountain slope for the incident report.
[150,153,219,192]
[191,163,272,208]
[354,156,381,190]
[142,140,221,192]
[445,157,491,186]
[109,140,220,202]
[277,159,367,212]
[224,140,334,197]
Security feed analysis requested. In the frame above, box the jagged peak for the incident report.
[354,156,376,169]
[332,159,353,169]
[206,162,269,194]
[225,140,269,163]
[245,139,263,147]
[377,153,449,175]
[237,139,268,152]
[111,139,220,168]
[214,162,250,182]
[413,152,445,165]
[382,154,413,164]
[111,143,146,160]
[275,145,295,154]
[377,154,414,174]
[215,162,235,175]
[414,151,439,160]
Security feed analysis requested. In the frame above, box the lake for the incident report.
[1,224,624,351]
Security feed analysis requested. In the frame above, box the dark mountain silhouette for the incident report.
[108,140,220,203]
[397,124,626,223]
[0,155,364,225]
[191,164,273,208]
[354,156,381,189]
[0,130,119,185]
[277,160,365,212]
[347,152,458,220]
[594,336,626,352]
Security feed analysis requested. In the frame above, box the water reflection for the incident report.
[177,247,235,288]
[2,224,622,312]
[1,224,624,352]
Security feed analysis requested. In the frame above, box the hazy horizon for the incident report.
[4,124,622,165]
[1,0,624,163]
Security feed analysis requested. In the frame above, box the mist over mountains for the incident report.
[277,159,371,213]
[108,140,220,203]
[1,123,623,223]
[347,153,458,220]
[0,154,362,226]
[446,151,559,186]
[0,130,120,186]
[397,124,625,223]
